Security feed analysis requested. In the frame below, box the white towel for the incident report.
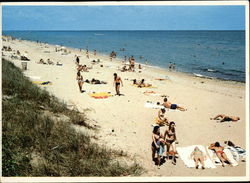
[206,146,238,166]
[176,145,216,169]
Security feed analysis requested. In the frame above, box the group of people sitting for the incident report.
[132,79,152,88]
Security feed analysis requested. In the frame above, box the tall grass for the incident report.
[2,59,143,176]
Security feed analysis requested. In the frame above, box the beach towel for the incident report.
[131,84,157,88]
[32,81,52,85]
[225,146,246,161]
[88,92,113,99]
[176,145,216,169]
[206,146,238,166]
[28,76,41,80]
[144,101,164,109]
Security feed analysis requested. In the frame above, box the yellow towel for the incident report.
[88,92,113,99]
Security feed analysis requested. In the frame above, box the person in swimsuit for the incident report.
[138,79,152,88]
[210,114,240,122]
[76,71,84,93]
[94,49,96,56]
[129,56,135,72]
[163,98,186,111]
[151,126,165,168]
[113,73,123,96]
[157,108,169,126]
[86,50,89,59]
[209,142,232,167]
[164,121,178,165]
[76,56,80,65]
[190,146,207,169]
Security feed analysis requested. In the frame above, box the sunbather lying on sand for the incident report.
[209,142,232,167]
[210,114,240,122]
[163,98,186,111]
[190,146,207,169]
[47,59,54,65]
[37,59,46,64]
[85,78,107,85]
[138,79,152,88]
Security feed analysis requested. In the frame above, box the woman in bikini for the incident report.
[190,146,206,169]
[76,71,84,93]
[151,126,165,168]
[164,121,178,165]
[113,73,123,96]
[209,142,232,167]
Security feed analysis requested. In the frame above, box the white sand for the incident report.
[2,37,247,177]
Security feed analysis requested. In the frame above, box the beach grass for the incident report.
[2,59,143,176]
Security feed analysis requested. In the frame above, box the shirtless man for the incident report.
[163,98,186,111]
[210,114,240,122]
[113,73,123,96]
[157,108,169,126]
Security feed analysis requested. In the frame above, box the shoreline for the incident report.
[2,35,246,84]
[2,35,246,176]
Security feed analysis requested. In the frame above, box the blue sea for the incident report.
[3,30,245,82]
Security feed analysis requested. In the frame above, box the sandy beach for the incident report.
[2,36,247,177]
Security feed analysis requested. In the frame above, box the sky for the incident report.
[2,5,245,31]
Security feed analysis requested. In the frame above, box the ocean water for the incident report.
[3,30,245,82]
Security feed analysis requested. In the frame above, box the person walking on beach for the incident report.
[94,49,96,56]
[129,56,135,72]
[86,49,89,59]
[76,56,80,65]
[113,73,123,96]
[76,71,84,93]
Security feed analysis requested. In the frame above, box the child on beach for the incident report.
[113,73,123,96]
[190,146,207,169]
[76,71,84,93]
[151,126,166,168]
[163,98,186,111]
[209,142,232,167]
[210,114,240,122]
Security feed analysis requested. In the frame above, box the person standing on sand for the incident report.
[76,56,80,65]
[94,49,96,56]
[76,71,84,93]
[164,121,178,165]
[86,49,89,59]
[113,73,123,96]
[151,126,165,168]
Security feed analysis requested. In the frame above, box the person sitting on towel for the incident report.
[157,108,169,126]
[210,114,240,122]
[209,142,232,167]
[162,98,186,111]
[190,146,207,169]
